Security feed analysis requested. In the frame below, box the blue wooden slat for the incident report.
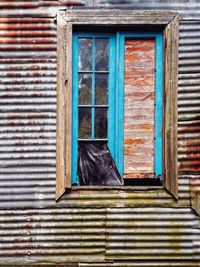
[154,34,163,177]
[115,32,124,176]
[108,35,116,159]
[72,35,79,185]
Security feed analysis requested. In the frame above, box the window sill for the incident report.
[69,185,163,191]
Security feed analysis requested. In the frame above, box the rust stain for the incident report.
[31,93,42,97]
[0,18,52,23]
[22,224,33,230]
[125,76,154,86]
[28,114,49,119]
[7,114,49,120]
[125,68,154,77]
[0,45,56,51]
[7,122,17,127]
[125,53,154,64]
[180,168,200,173]
[124,146,153,155]
[124,139,145,145]
[15,141,24,146]
[7,114,23,119]
[179,140,200,147]
[178,120,200,173]
[140,124,153,130]
[0,24,53,30]
[7,121,38,126]
[0,31,56,38]
[178,146,200,153]
[180,160,200,167]
[179,125,200,134]
[124,124,154,131]
[0,58,56,64]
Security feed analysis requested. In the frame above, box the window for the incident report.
[72,34,116,185]
[56,10,179,200]
[72,32,163,185]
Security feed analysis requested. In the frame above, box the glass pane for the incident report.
[95,38,108,71]
[79,74,92,105]
[95,73,108,105]
[79,108,92,139]
[79,38,93,71]
[95,108,107,139]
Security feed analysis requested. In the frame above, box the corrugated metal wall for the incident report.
[0,0,200,265]
[178,20,200,174]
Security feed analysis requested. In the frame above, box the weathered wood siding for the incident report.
[0,0,200,266]
[124,39,155,178]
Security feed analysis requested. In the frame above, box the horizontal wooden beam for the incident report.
[64,10,178,25]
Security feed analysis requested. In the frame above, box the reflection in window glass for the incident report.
[79,74,92,105]
[77,38,109,141]
[95,39,108,71]
[95,73,108,105]
[95,108,107,138]
[79,108,92,139]
[78,38,93,71]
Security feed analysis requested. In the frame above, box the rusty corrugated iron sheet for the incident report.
[178,21,200,215]
[0,1,200,265]
[0,0,84,9]
[178,21,200,174]
[0,0,199,19]
[0,206,199,265]
[0,17,57,211]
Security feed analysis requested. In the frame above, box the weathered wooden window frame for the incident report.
[56,9,179,200]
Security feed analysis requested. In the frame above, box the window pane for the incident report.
[79,74,92,105]
[79,38,93,71]
[95,73,108,105]
[95,39,108,71]
[95,108,107,139]
[79,108,92,139]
